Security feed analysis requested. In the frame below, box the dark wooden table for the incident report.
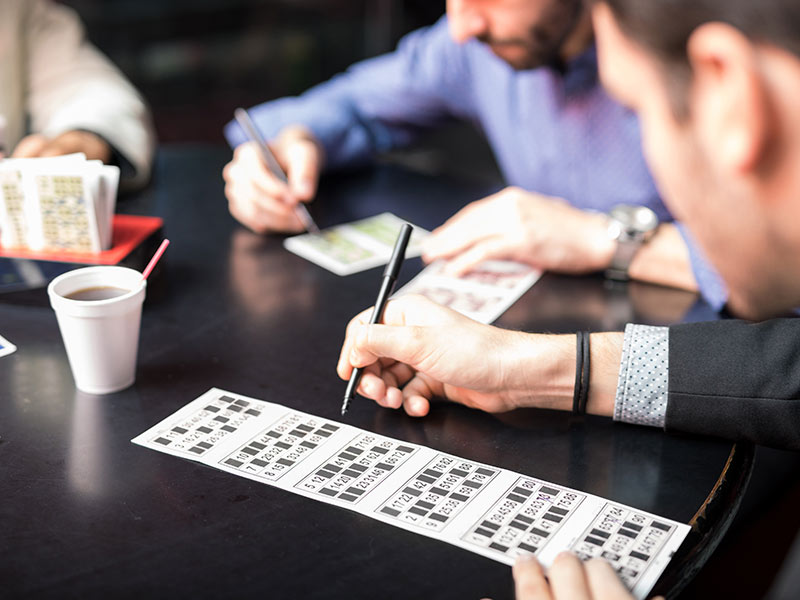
[0,145,752,599]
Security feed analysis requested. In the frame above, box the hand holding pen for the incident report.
[341,223,414,415]
[225,108,320,234]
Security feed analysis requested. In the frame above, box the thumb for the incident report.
[284,139,320,202]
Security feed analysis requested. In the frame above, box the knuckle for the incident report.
[224,183,235,203]
[249,219,271,234]
[355,324,371,350]
[345,315,362,338]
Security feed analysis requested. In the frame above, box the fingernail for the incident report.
[555,551,574,562]
[410,397,428,416]
[513,554,538,575]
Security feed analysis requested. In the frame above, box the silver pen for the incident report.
[234,107,320,233]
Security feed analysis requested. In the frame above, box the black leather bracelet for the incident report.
[572,331,584,415]
[579,331,591,415]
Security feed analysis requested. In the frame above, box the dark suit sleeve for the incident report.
[666,318,800,450]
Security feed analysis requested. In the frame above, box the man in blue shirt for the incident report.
[224,0,722,305]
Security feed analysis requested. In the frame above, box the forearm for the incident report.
[628,223,699,292]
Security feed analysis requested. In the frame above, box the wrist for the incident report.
[500,332,622,418]
[585,212,617,271]
[626,223,699,291]
[586,332,623,417]
[503,333,576,411]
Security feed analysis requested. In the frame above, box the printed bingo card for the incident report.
[133,388,689,600]
[283,212,429,276]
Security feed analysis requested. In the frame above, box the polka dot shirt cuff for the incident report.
[613,324,669,428]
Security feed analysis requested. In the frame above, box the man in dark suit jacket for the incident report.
[336,0,800,597]
[336,0,800,453]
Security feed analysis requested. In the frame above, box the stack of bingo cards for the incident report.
[0,153,120,253]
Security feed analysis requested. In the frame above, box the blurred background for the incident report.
[62,0,445,143]
[60,0,504,185]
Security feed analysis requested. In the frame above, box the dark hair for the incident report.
[599,0,800,116]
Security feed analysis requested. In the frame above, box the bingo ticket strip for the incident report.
[133,388,690,600]
[395,259,542,324]
[36,174,97,252]
[571,504,682,590]
[0,169,27,247]
[220,413,340,481]
[148,393,263,457]
[462,476,585,559]
[378,454,499,531]
[295,433,416,503]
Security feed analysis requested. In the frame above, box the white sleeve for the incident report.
[25,0,156,189]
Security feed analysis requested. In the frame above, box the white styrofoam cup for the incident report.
[48,266,146,394]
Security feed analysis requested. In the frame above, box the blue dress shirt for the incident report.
[225,16,727,309]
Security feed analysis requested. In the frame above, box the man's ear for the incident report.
[687,23,773,175]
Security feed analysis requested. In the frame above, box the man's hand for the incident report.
[336,295,576,417]
[513,554,651,600]
[12,130,112,162]
[422,187,615,276]
[222,125,322,234]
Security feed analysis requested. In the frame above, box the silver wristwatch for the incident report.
[605,204,659,281]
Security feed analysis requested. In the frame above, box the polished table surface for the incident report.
[0,145,752,599]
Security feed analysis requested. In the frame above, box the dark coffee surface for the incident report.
[65,286,129,301]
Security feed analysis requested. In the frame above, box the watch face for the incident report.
[610,205,659,234]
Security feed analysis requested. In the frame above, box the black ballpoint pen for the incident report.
[233,107,320,233]
[341,223,414,416]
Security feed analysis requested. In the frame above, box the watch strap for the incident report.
[606,238,642,280]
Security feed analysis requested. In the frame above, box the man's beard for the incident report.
[478,0,584,70]
[478,33,563,69]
